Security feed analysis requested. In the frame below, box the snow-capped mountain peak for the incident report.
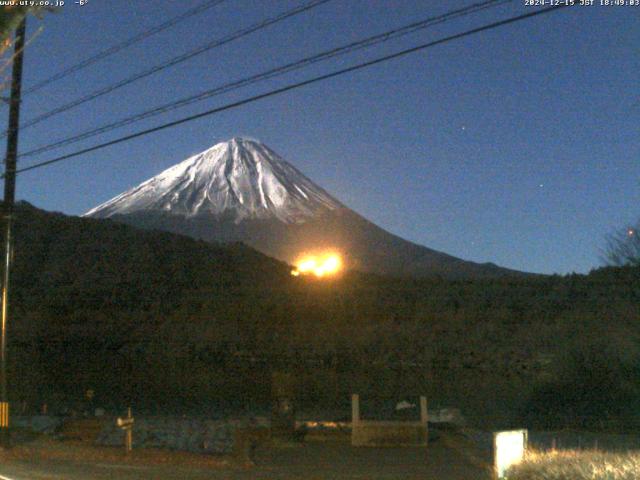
[85,137,342,223]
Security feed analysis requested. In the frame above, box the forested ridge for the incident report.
[7,202,640,428]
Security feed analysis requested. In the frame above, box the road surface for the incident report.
[0,436,492,479]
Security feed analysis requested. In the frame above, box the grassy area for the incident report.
[0,436,233,468]
[507,450,640,480]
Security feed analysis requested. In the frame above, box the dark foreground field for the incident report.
[0,433,492,480]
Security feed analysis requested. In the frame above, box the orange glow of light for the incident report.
[291,253,343,278]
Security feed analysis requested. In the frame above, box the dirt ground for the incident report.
[0,431,494,480]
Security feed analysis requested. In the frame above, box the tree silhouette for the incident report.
[604,220,640,267]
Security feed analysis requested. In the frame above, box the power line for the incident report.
[4,0,331,138]
[10,4,570,177]
[21,0,228,96]
[20,0,511,160]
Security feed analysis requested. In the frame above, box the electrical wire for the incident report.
[21,0,228,96]
[19,0,511,160]
[10,4,570,177]
[3,0,332,138]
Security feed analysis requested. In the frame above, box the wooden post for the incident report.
[420,396,428,446]
[420,396,428,424]
[351,394,360,425]
[126,428,132,452]
[125,407,132,453]
[117,407,134,453]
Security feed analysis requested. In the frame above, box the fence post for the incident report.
[125,407,133,453]
[420,396,428,424]
[351,394,360,426]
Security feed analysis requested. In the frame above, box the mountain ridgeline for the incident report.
[86,137,523,279]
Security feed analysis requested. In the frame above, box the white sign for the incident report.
[117,417,134,429]
[494,429,527,479]
[117,409,134,430]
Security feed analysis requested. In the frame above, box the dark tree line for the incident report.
[5,202,640,428]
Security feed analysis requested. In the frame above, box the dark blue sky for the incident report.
[7,0,639,274]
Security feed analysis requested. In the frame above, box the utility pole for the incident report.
[1,17,27,448]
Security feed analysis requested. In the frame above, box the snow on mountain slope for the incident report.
[85,138,342,224]
[85,137,527,278]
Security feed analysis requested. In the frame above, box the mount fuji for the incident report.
[86,137,522,278]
